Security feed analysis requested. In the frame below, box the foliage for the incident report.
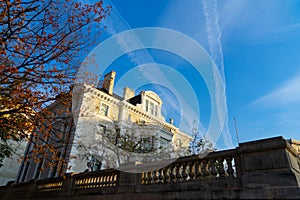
[76,120,189,172]
[0,0,111,168]
[190,121,215,156]
[191,136,215,155]
[0,141,12,167]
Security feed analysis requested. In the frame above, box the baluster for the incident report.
[175,164,182,182]
[111,173,115,186]
[105,175,109,187]
[79,179,82,188]
[96,176,99,187]
[153,170,158,184]
[226,157,234,177]
[87,177,90,188]
[202,160,209,178]
[147,171,153,184]
[99,176,103,187]
[106,174,110,186]
[83,178,86,188]
[195,161,201,179]
[109,174,113,186]
[94,177,97,187]
[101,176,105,187]
[114,174,118,186]
[84,178,88,188]
[110,173,115,186]
[91,177,94,187]
[90,177,94,188]
[163,167,169,184]
[218,158,225,178]
[85,178,87,187]
[169,165,176,183]
[100,176,103,187]
[109,174,112,186]
[181,163,188,182]
[142,172,147,184]
[188,162,195,181]
[158,168,164,184]
[210,159,218,177]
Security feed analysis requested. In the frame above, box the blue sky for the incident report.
[83,0,300,149]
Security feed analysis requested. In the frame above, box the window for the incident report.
[50,152,61,178]
[144,98,159,116]
[160,137,171,148]
[88,155,102,171]
[140,136,156,152]
[98,124,106,134]
[34,158,44,179]
[100,103,109,116]
[140,120,146,126]
[149,102,154,115]
[145,99,149,112]
[96,124,106,140]
[21,162,30,182]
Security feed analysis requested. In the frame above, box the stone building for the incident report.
[0,141,27,186]
[16,96,75,183]
[0,105,34,186]
[288,138,300,156]
[16,71,192,182]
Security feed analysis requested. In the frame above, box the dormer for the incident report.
[141,91,163,118]
[127,90,165,121]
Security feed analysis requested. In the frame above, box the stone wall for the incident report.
[1,136,300,199]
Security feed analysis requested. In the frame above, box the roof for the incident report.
[128,94,142,105]
[96,87,123,100]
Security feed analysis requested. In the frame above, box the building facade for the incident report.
[69,71,192,172]
[16,97,75,183]
[17,71,192,182]
[0,141,27,186]
[288,138,300,156]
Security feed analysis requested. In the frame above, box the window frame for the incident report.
[144,98,159,116]
[100,103,109,116]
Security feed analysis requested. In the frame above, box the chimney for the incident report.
[123,87,135,100]
[102,71,116,95]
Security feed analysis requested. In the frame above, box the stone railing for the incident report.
[1,136,300,199]
[141,149,237,185]
[36,178,64,192]
[73,169,119,195]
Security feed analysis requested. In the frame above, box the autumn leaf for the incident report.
[0,0,111,175]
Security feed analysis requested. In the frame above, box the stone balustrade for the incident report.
[36,179,63,192]
[141,149,237,185]
[1,136,299,199]
[73,169,119,195]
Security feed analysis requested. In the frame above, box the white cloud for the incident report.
[202,0,225,81]
[100,0,234,147]
[157,0,234,147]
[202,0,233,148]
[101,0,204,135]
[250,73,300,108]
[218,0,300,45]
[218,0,251,31]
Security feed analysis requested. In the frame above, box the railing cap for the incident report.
[237,136,287,153]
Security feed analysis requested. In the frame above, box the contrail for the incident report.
[202,0,225,81]
[95,0,203,134]
[202,0,234,148]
